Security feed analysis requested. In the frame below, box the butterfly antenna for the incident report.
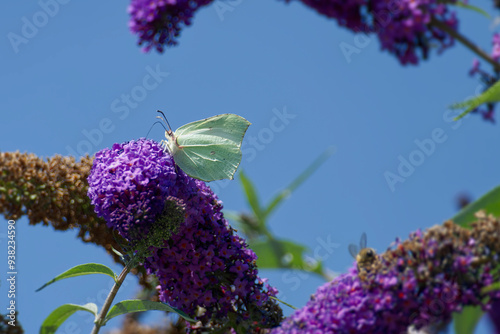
[157,110,173,133]
[145,121,168,139]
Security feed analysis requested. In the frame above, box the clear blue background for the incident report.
[1,1,499,333]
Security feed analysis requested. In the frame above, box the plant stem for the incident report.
[429,17,500,72]
[90,263,132,334]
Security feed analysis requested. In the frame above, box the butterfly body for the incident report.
[161,113,251,182]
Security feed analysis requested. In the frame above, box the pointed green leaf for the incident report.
[250,239,322,274]
[263,146,336,220]
[36,263,116,292]
[451,185,500,228]
[250,239,306,269]
[239,171,264,222]
[450,80,500,120]
[105,299,196,324]
[223,210,244,225]
[40,303,98,334]
[452,2,490,18]
[453,305,484,334]
[223,210,260,237]
[482,281,500,294]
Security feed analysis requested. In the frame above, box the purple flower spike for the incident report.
[87,139,177,240]
[128,0,214,52]
[272,216,500,333]
[87,138,282,332]
[285,0,458,65]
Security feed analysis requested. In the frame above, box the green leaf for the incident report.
[36,263,116,292]
[451,185,500,227]
[450,80,500,121]
[222,210,241,224]
[263,146,336,220]
[452,2,490,19]
[250,239,305,268]
[239,170,264,222]
[453,305,484,334]
[482,281,500,294]
[105,300,196,324]
[223,210,258,237]
[40,303,98,334]
[250,239,322,274]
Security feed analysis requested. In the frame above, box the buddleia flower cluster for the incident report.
[284,0,458,65]
[87,138,282,333]
[128,0,213,52]
[271,213,500,333]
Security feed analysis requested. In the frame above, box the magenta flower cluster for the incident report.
[128,0,213,52]
[87,138,281,332]
[271,227,500,333]
[285,0,458,65]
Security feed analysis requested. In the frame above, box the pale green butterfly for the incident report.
[157,111,251,182]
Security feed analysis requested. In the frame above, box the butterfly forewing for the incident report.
[174,114,250,144]
[168,114,250,182]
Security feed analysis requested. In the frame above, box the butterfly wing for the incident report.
[169,114,251,182]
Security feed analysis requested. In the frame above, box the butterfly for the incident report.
[158,111,251,182]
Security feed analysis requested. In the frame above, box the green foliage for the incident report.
[40,303,97,334]
[453,306,484,334]
[450,80,500,121]
[482,281,500,294]
[36,263,116,292]
[228,147,335,280]
[105,300,196,324]
[262,146,336,221]
[239,171,264,222]
[249,239,322,274]
[451,185,500,228]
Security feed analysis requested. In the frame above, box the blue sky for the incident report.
[1,1,500,333]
